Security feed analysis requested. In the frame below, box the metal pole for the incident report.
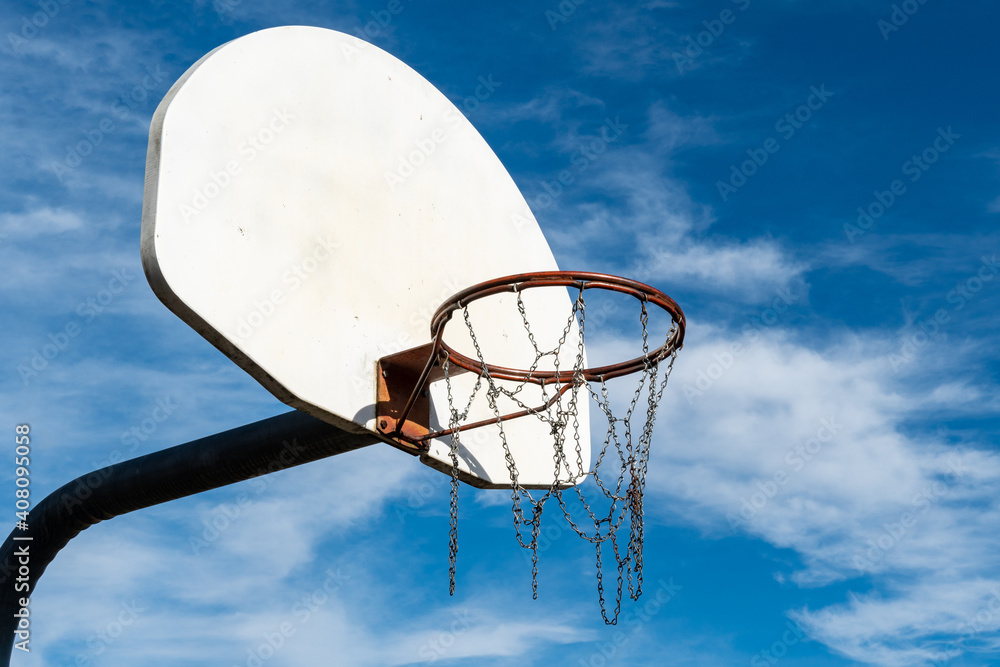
[0,410,377,665]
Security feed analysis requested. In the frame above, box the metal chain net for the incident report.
[441,284,679,624]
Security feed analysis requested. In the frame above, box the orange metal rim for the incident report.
[429,271,686,384]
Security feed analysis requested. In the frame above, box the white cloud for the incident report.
[4,9,996,667]
[27,441,598,666]
[643,325,1000,664]
[0,206,84,237]
[793,581,1000,666]
[644,101,719,153]
[570,4,681,80]
[638,238,807,302]
[521,99,805,305]
[489,87,606,127]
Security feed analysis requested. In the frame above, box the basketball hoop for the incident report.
[376,271,685,623]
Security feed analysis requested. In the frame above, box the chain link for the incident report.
[443,356,484,596]
[441,283,678,623]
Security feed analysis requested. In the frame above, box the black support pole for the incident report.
[0,410,377,665]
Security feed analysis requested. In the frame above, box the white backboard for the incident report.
[141,26,589,488]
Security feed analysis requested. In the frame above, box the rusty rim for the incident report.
[430,271,685,383]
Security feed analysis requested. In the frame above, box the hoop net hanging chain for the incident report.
[442,358,483,595]
[438,275,681,624]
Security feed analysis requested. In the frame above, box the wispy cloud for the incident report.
[649,327,1000,664]
[639,238,807,301]
[0,206,84,237]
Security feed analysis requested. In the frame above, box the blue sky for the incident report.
[2,0,1000,665]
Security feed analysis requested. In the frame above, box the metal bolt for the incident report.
[379,419,388,430]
